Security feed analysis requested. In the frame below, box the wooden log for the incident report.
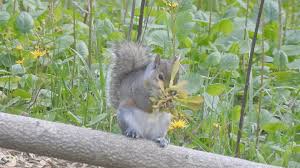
[0,112,279,168]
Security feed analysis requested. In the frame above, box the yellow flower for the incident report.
[31,49,46,59]
[16,44,23,50]
[16,58,24,64]
[168,2,178,9]
[213,123,220,129]
[169,119,187,130]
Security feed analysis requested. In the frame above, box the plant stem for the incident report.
[88,0,93,69]
[71,4,77,88]
[208,1,212,36]
[277,0,282,50]
[128,0,136,40]
[137,0,146,42]
[256,16,265,149]
[235,0,265,158]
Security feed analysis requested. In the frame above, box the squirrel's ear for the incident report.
[154,55,161,68]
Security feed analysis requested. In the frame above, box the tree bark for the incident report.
[0,112,278,168]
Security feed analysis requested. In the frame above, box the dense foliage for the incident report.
[0,0,299,167]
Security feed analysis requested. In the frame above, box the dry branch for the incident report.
[0,112,278,168]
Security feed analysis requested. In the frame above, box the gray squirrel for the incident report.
[106,42,179,147]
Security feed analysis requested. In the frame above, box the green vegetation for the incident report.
[0,0,299,167]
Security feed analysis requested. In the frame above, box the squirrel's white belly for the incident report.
[135,111,172,140]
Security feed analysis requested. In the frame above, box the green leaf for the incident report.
[285,30,300,45]
[16,12,34,33]
[176,11,194,41]
[206,83,226,96]
[87,113,108,126]
[220,53,239,70]
[0,11,10,25]
[231,105,241,122]
[12,89,31,99]
[272,71,300,86]
[11,64,26,75]
[0,53,16,68]
[262,122,287,133]
[65,111,82,125]
[281,45,300,56]
[148,30,170,48]
[206,51,221,66]
[55,35,74,53]
[76,41,89,58]
[256,150,267,164]
[263,0,279,22]
[263,21,278,42]
[288,59,300,70]
[212,19,233,35]
[273,50,288,70]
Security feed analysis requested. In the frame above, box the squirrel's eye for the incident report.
[158,73,164,81]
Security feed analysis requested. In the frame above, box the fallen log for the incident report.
[0,112,278,168]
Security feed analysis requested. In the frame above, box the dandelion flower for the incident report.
[31,49,46,59]
[169,119,187,130]
[169,2,178,9]
[213,123,220,129]
[16,58,24,64]
[16,44,23,50]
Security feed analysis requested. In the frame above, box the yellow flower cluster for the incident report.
[16,58,24,64]
[162,0,178,10]
[31,49,46,59]
[169,119,187,130]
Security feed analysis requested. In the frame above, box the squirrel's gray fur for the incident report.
[106,42,178,147]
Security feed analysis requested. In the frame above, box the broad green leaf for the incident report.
[12,89,31,99]
[285,30,300,45]
[55,35,74,53]
[148,30,170,48]
[232,105,241,122]
[76,41,89,58]
[0,11,10,25]
[263,0,279,22]
[175,11,194,41]
[212,19,233,35]
[206,51,221,66]
[0,54,16,68]
[288,59,300,70]
[206,83,226,96]
[16,12,34,33]
[281,45,300,56]
[273,50,288,70]
[263,21,278,42]
[220,53,239,70]
[262,122,287,133]
[11,64,26,75]
[272,71,300,86]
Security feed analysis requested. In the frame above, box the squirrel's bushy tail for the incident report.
[106,42,151,108]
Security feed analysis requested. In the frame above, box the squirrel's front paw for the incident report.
[155,137,169,148]
[125,128,140,138]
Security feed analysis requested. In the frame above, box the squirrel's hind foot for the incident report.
[155,137,169,148]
